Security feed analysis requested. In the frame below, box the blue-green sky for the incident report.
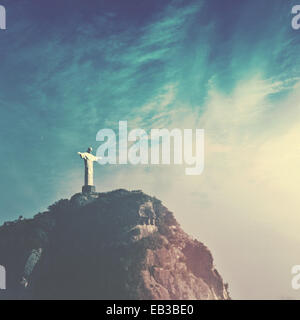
[1,0,300,299]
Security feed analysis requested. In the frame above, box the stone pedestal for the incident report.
[82,185,96,194]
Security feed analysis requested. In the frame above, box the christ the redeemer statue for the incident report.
[78,147,100,194]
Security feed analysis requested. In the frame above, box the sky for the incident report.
[0,0,300,299]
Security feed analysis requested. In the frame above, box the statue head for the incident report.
[87,147,93,153]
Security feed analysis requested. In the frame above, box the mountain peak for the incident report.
[0,189,229,300]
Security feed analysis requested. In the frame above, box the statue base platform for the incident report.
[82,185,96,194]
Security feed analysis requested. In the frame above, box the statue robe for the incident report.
[78,152,98,186]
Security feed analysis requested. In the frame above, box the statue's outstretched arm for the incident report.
[78,152,85,159]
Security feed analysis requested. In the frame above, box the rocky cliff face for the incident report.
[0,189,229,300]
